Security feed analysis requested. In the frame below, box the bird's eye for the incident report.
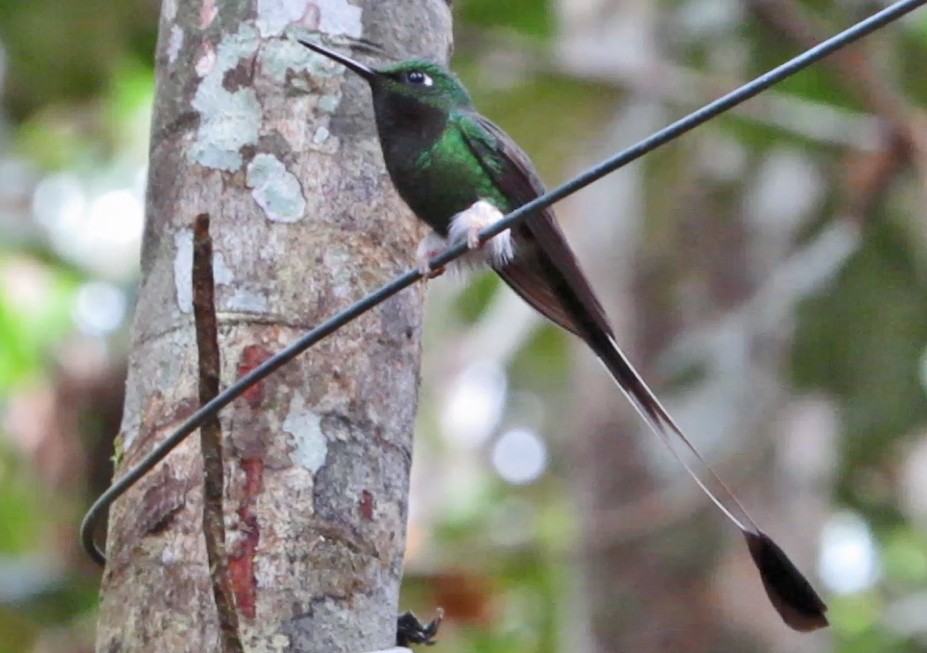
[405,70,433,87]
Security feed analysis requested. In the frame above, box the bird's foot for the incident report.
[449,199,514,266]
[396,608,444,647]
[416,232,448,279]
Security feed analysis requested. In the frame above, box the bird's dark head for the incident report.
[298,39,472,113]
[374,59,472,111]
[298,39,473,193]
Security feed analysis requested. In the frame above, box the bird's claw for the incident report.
[396,608,444,647]
[416,258,445,279]
[466,225,482,250]
[416,233,448,279]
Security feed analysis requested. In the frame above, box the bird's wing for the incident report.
[456,110,614,341]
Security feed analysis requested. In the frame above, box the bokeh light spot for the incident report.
[491,428,547,485]
[819,511,880,594]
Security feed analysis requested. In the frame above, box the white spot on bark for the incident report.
[167,25,184,64]
[312,125,330,144]
[246,153,306,222]
[173,229,193,314]
[213,251,234,285]
[282,396,327,472]
[317,93,340,113]
[163,0,177,21]
[121,383,142,449]
[255,0,362,37]
[189,26,262,171]
[256,0,310,38]
[161,543,183,565]
[317,0,363,37]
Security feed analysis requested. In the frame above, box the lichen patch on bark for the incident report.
[246,153,307,222]
[211,251,234,285]
[167,26,184,64]
[282,395,328,472]
[189,26,262,171]
[316,0,363,37]
[173,229,193,313]
[313,125,331,144]
[257,0,363,39]
[256,0,318,38]
[163,0,177,21]
[259,39,319,84]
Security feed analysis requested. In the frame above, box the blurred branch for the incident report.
[742,0,927,205]
[742,0,915,129]
[843,127,912,221]
[458,26,883,150]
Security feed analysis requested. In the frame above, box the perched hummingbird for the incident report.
[298,39,828,632]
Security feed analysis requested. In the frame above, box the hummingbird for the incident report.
[298,39,828,632]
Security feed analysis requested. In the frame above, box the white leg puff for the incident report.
[448,199,515,268]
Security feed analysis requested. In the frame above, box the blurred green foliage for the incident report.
[0,0,157,120]
[794,220,927,488]
[457,0,554,38]
[0,273,77,387]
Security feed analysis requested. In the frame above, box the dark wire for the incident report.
[81,0,927,565]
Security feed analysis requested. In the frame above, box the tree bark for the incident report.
[96,2,452,652]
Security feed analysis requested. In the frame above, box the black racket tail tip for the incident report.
[743,530,829,632]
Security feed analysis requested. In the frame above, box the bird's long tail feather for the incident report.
[593,334,828,632]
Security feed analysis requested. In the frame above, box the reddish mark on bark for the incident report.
[359,490,375,521]
[229,457,263,619]
[236,345,273,408]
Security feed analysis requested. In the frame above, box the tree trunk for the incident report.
[96,2,452,652]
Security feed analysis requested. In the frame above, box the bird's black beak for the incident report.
[298,39,376,82]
